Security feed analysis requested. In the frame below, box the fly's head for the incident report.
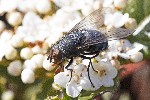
[47,46,63,65]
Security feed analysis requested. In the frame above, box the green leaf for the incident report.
[124,0,150,23]
[127,16,150,59]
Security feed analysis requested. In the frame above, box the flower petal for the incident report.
[101,76,114,87]
[54,72,70,88]
[66,82,82,98]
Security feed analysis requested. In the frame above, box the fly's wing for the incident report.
[68,7,112,33]
[99,27,135,41]
[68,7,134,47]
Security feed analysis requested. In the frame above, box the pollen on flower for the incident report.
[73,74,80,82]
[98,69,107,77]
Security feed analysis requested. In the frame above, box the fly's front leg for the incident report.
[65,58,73,82]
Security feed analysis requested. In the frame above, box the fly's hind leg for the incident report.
[87,61,95,88]
[65,58,73,82]
[80,52,99,72]
[79,52,99,88]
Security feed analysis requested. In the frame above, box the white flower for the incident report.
[16,12,51,42]
[66,81,82,98]
[1,90,14,100]
[107,39,143,62]
[7,60,22,76]
[104,12,129,28]
[35,0,51,14]
[107,40,131,59]
[54,64,87,98]
[47,8,81,32]
[21,68,35,84]
[54,71,70,88]
[90,60,118,87]
[7,11,23,26]
[42,56,56,71]
[20,47,34,60]
[55,60,118,98]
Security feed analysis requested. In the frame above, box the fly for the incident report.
[47,7,134,87]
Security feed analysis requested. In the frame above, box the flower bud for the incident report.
[81,6,94,16]
[110,59,120,68]
[31,54,44,68]
[125,18,137,29]
[43,56,56,71]
[21,68,35,84]
[35,0,51,14]
[1,30,13,41]
[93,0,103,10]
[7,11,23,26]
[1,90,14,100]
[130,52,143,62]
[11,34,24,47]
[5,46,17,60]
[7,60,22,76]
[20,47,34,60]
[32,45,44,54]
[114,0,127,10]
[23,60,37,71]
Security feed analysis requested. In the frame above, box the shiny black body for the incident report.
[53,29,108,60]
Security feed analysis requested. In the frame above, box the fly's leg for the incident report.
[87,61,95,88]
[80,53,99,72]
[79,52,99,88]
[65,58,73,82]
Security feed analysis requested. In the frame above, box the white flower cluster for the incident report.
[54,60,117,98]
[0,0,143,98]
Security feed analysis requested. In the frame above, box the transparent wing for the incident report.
[68,7,112,33]
[99,27,135,41]
[68,7,134,47]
